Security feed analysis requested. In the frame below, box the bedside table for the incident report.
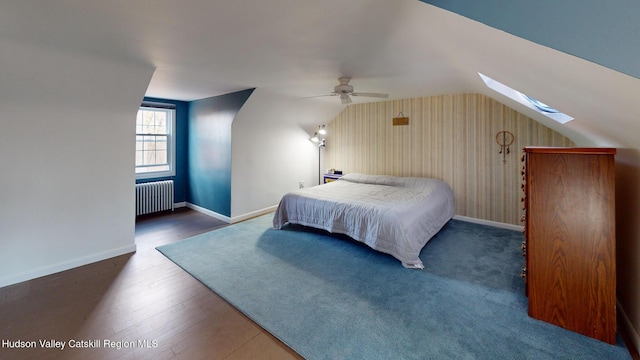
[323,173,343,184]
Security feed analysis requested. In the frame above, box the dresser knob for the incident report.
[520,268,527,278]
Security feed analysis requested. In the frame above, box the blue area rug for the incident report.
[156,214,630,360]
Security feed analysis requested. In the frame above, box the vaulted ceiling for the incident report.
[1,0,639,153]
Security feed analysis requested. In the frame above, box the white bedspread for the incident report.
[272,173,455,268]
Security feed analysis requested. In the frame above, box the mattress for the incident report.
[273,173,455,268]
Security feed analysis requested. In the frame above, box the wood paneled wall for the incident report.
[325,93,575,225]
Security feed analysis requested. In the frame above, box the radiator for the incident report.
[135,180,174,216]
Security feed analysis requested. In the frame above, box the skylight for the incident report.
[478,73,573,124]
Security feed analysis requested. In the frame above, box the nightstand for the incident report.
[323,173,343,184]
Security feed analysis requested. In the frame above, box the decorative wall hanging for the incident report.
[393,112,409,126]
[496,130,514,163]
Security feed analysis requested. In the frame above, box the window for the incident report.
[135,102,176,179]
[478,72,573,124]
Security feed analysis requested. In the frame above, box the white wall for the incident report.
[614,149,640,352]
[0,39,154,287]
[230,88,343,220]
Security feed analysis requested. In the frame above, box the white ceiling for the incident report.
[1,0,639,151]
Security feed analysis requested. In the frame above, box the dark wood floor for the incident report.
[0,208,303,360]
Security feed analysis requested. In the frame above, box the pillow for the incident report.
[339,173,397,186]
[340,173,440,192]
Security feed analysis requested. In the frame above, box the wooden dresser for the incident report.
[521,147,616,344]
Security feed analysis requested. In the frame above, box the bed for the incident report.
[272,173,455,269]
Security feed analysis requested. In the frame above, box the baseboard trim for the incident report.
[185,203,277,224]
[230,205,278,224]
[618,300,640,358]
[0,244,137,289]
[453,215,524,231]
[186,207,522,230]
[186,203,231,223]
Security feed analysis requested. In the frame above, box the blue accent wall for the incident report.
[188,89,254,217]
[420,0,640,79]
[137,97,189,204]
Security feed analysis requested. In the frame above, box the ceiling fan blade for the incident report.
[307,78,388,104]
[300,94,338,99]
[340,94,352,105]
[351,92,389,98]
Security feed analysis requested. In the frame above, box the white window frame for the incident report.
[135,103,176,180]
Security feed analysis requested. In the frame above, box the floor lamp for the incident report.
[310,125,326,185]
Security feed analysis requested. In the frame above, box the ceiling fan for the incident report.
[303,77,389,104]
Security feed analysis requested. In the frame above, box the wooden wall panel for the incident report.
[325,93,575,225]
